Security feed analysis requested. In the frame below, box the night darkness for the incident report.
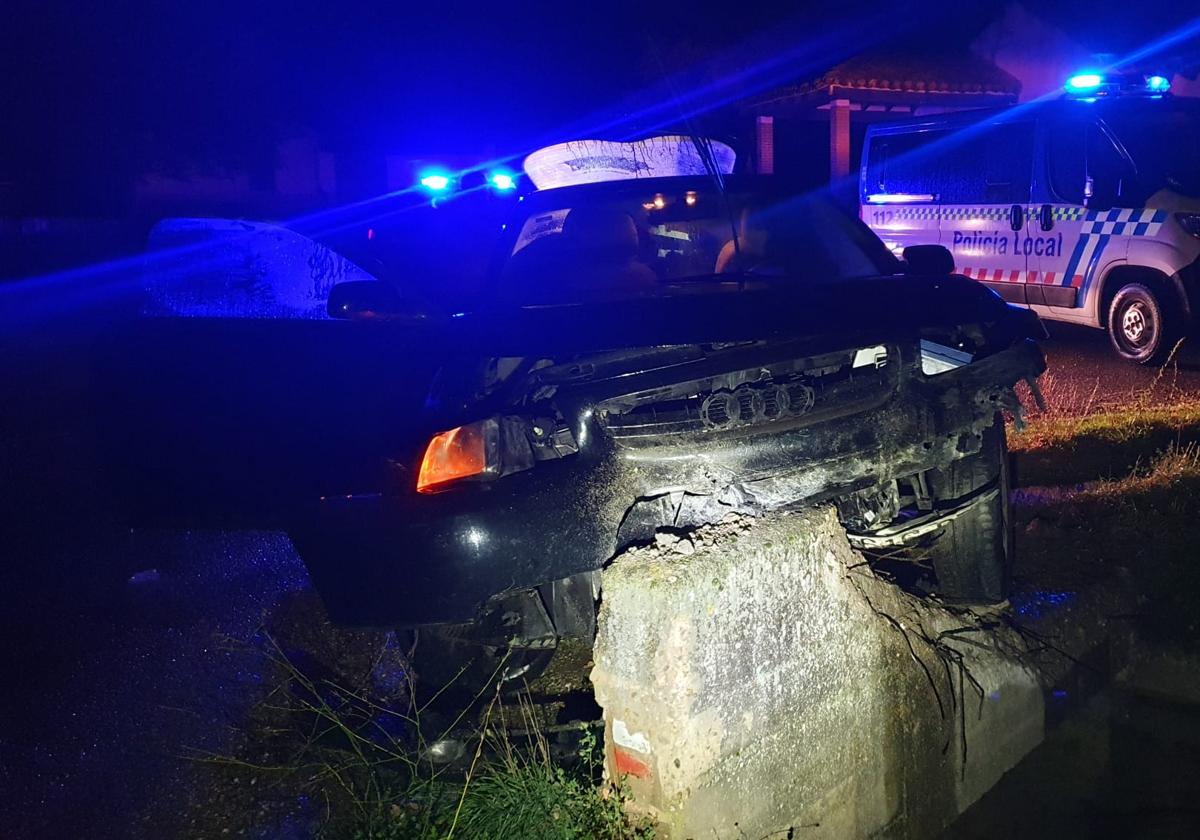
[6,1,1197,215]
[0,1,994,213]
[8,3,1200,838]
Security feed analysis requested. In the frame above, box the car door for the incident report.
[861,127,947,258]
[938,120,1035,305]
[1033,117,1135,323]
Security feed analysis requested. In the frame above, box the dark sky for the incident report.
[0,3,985,158]
[2,1,1196,212]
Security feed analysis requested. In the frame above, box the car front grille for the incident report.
[598,350,898,444]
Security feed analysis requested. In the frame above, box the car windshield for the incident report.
[1106,101,1200,197]
[497,185,898,305]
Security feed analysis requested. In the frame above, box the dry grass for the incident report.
[1012,339,1200,453]
[1006,340,1200,485]
[1074,442,1200,498]
[1011,396,1200,452]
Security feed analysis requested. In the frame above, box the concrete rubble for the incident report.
[591,508,1046,839]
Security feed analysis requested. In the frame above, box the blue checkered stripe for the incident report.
[1045,207,1086,222]
[881,206,1008,221]
[882,206,1169,231]
[883,206,940,220]
[941,207,1010,221]
[1080,208,1169,236]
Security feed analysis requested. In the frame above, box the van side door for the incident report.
[1034,117,1137,323]
[937,120,1036,305]
[860,128,946,258]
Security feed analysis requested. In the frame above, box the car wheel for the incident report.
[1107,283,1176,365]
[926,415,1012,604]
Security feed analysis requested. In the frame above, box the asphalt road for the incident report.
[1037,321,1200,409]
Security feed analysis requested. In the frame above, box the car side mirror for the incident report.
[902,244,955,276]
[327,280,442,322]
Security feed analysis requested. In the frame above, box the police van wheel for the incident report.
[1108,283,1175,365]
[925,416,1012,604]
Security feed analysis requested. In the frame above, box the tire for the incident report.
[925,416,1012,604]
[1107,282,1177,365]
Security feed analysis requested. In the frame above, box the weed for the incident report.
[192,634,652,839]
[451,715,652,840]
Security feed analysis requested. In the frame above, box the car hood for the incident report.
[438,273,1037,357]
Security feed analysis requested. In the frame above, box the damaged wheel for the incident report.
[925,415,1012,603]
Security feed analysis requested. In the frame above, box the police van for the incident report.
[861,72,1200,363]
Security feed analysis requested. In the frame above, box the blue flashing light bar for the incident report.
[1064,70,1172,100]
[1065,72,1104,93]
[1146,74,1171,92]
[419,172,452,192]
[488,171,517,191]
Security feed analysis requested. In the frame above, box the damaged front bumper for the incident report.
[290,338,1044,627]
[844,486,1001,549]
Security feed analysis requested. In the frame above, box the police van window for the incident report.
[1104,103,1200,198]
[1049,122,1131,206]
[1086,129,1132,207]
[1047,123,1087,203]
[864,130,949,199]
[938,121,1034,205]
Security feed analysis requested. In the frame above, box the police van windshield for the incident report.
[498,186,897,305]
[1106,101,1200,197]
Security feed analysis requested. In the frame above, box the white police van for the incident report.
[861,72,1200,363]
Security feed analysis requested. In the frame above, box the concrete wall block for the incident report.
[592,507,1044,839]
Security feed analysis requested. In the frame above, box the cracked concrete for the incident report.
[592,507,1045,839]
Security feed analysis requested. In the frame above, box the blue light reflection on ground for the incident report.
[1011,589,1078,621]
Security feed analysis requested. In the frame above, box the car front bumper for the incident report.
[289,339,1044,627]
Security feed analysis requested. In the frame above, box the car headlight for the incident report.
[920,339,974,375]
[416,416,577,493]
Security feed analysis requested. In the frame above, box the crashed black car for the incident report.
[289,172,1045,679]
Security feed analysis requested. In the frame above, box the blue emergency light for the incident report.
[1065,72,1104,93]
[1065,70,1172,99]
[1146,74,1171,93]
[488,171,517,191]
[419,172,452,192]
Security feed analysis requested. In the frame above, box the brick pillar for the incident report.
[830,98,852,182]
[755,116,775,175]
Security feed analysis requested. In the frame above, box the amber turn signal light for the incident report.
[416,420,497,493]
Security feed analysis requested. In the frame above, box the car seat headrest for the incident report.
[562,208,640,261]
